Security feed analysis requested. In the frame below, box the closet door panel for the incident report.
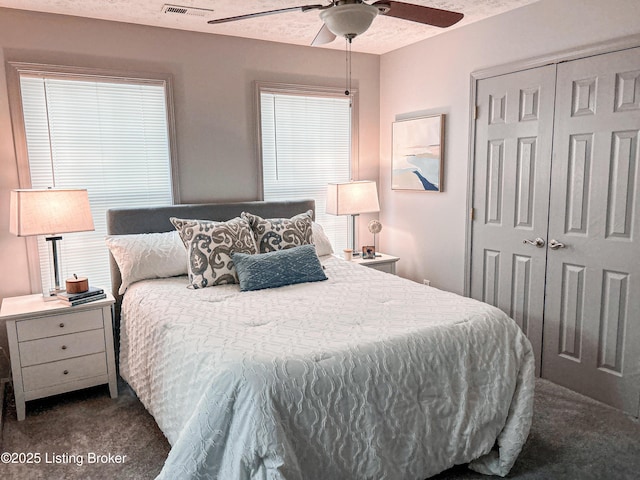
[543,47,640,416]
[470,65,556,374]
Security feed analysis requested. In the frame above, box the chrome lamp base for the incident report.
[43,235,65,301]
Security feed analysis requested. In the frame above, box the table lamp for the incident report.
[9,188,94,299]
[326,180,380,255]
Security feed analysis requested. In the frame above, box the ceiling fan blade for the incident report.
[373,1,463,28]
[311,24,337,46]
[208,4,325,25]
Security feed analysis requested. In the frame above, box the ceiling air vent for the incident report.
[162,4,214,17]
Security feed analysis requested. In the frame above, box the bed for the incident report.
[106,199,535,480]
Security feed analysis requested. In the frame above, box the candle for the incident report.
[66,274,89,294]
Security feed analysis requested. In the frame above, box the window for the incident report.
[9,63,178,293]
[257,83,356,253]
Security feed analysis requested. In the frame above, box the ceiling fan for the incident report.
[207,1,464,46]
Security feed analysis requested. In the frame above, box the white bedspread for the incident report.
[120,256,534,480]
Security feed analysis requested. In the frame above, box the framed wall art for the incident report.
[391,114,445,192]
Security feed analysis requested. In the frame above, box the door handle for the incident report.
[523,237,545,248]
[549,239,566,250]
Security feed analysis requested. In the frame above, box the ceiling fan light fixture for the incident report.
[319,3,379,39]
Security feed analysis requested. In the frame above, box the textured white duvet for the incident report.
[120,256,534,480]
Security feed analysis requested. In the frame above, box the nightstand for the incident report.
[1,292,118,421]
[352,253,400,275]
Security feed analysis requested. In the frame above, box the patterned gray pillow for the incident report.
[170,216,257,288]
[241,210,313,253]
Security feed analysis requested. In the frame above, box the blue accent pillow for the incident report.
[232,244,327,292]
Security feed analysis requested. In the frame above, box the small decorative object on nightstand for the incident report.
[352,253,400,275]
[368,219,382,253]
[0,292,118,421]
[362,245,376,259]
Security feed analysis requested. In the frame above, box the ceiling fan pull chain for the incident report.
[349,38,353,101]
[345,36,353,108]
[345,36,350,97]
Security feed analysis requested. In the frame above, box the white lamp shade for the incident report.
[319,3,379,38]
[326,180,380,215]
[9,188,95,237]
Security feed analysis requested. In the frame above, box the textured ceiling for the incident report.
[0,0,540,54]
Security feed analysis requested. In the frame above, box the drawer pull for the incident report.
[59,323,65,328]
[63,370,69,375]
[61,345,67,350]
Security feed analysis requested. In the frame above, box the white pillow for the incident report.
[105,230,187,294]
[312,221,334,257]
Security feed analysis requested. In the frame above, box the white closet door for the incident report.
[542,47,640,416]
[470,65,557,374]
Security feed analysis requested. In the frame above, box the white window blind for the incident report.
[19,74,174,292]
[260,91,351,252]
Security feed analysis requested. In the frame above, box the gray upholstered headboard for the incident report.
[106,199,315,329]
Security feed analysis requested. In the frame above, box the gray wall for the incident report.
[378,0,640,294]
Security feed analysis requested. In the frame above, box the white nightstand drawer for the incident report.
[22,352,108,392]
[367,262,394,274]
[19,329,106,367]
[16,308,104,342]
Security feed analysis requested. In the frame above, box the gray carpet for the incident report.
[0,378,638,479]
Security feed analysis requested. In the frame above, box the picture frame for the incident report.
[392,114,445,192]
[362,245,376,259]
